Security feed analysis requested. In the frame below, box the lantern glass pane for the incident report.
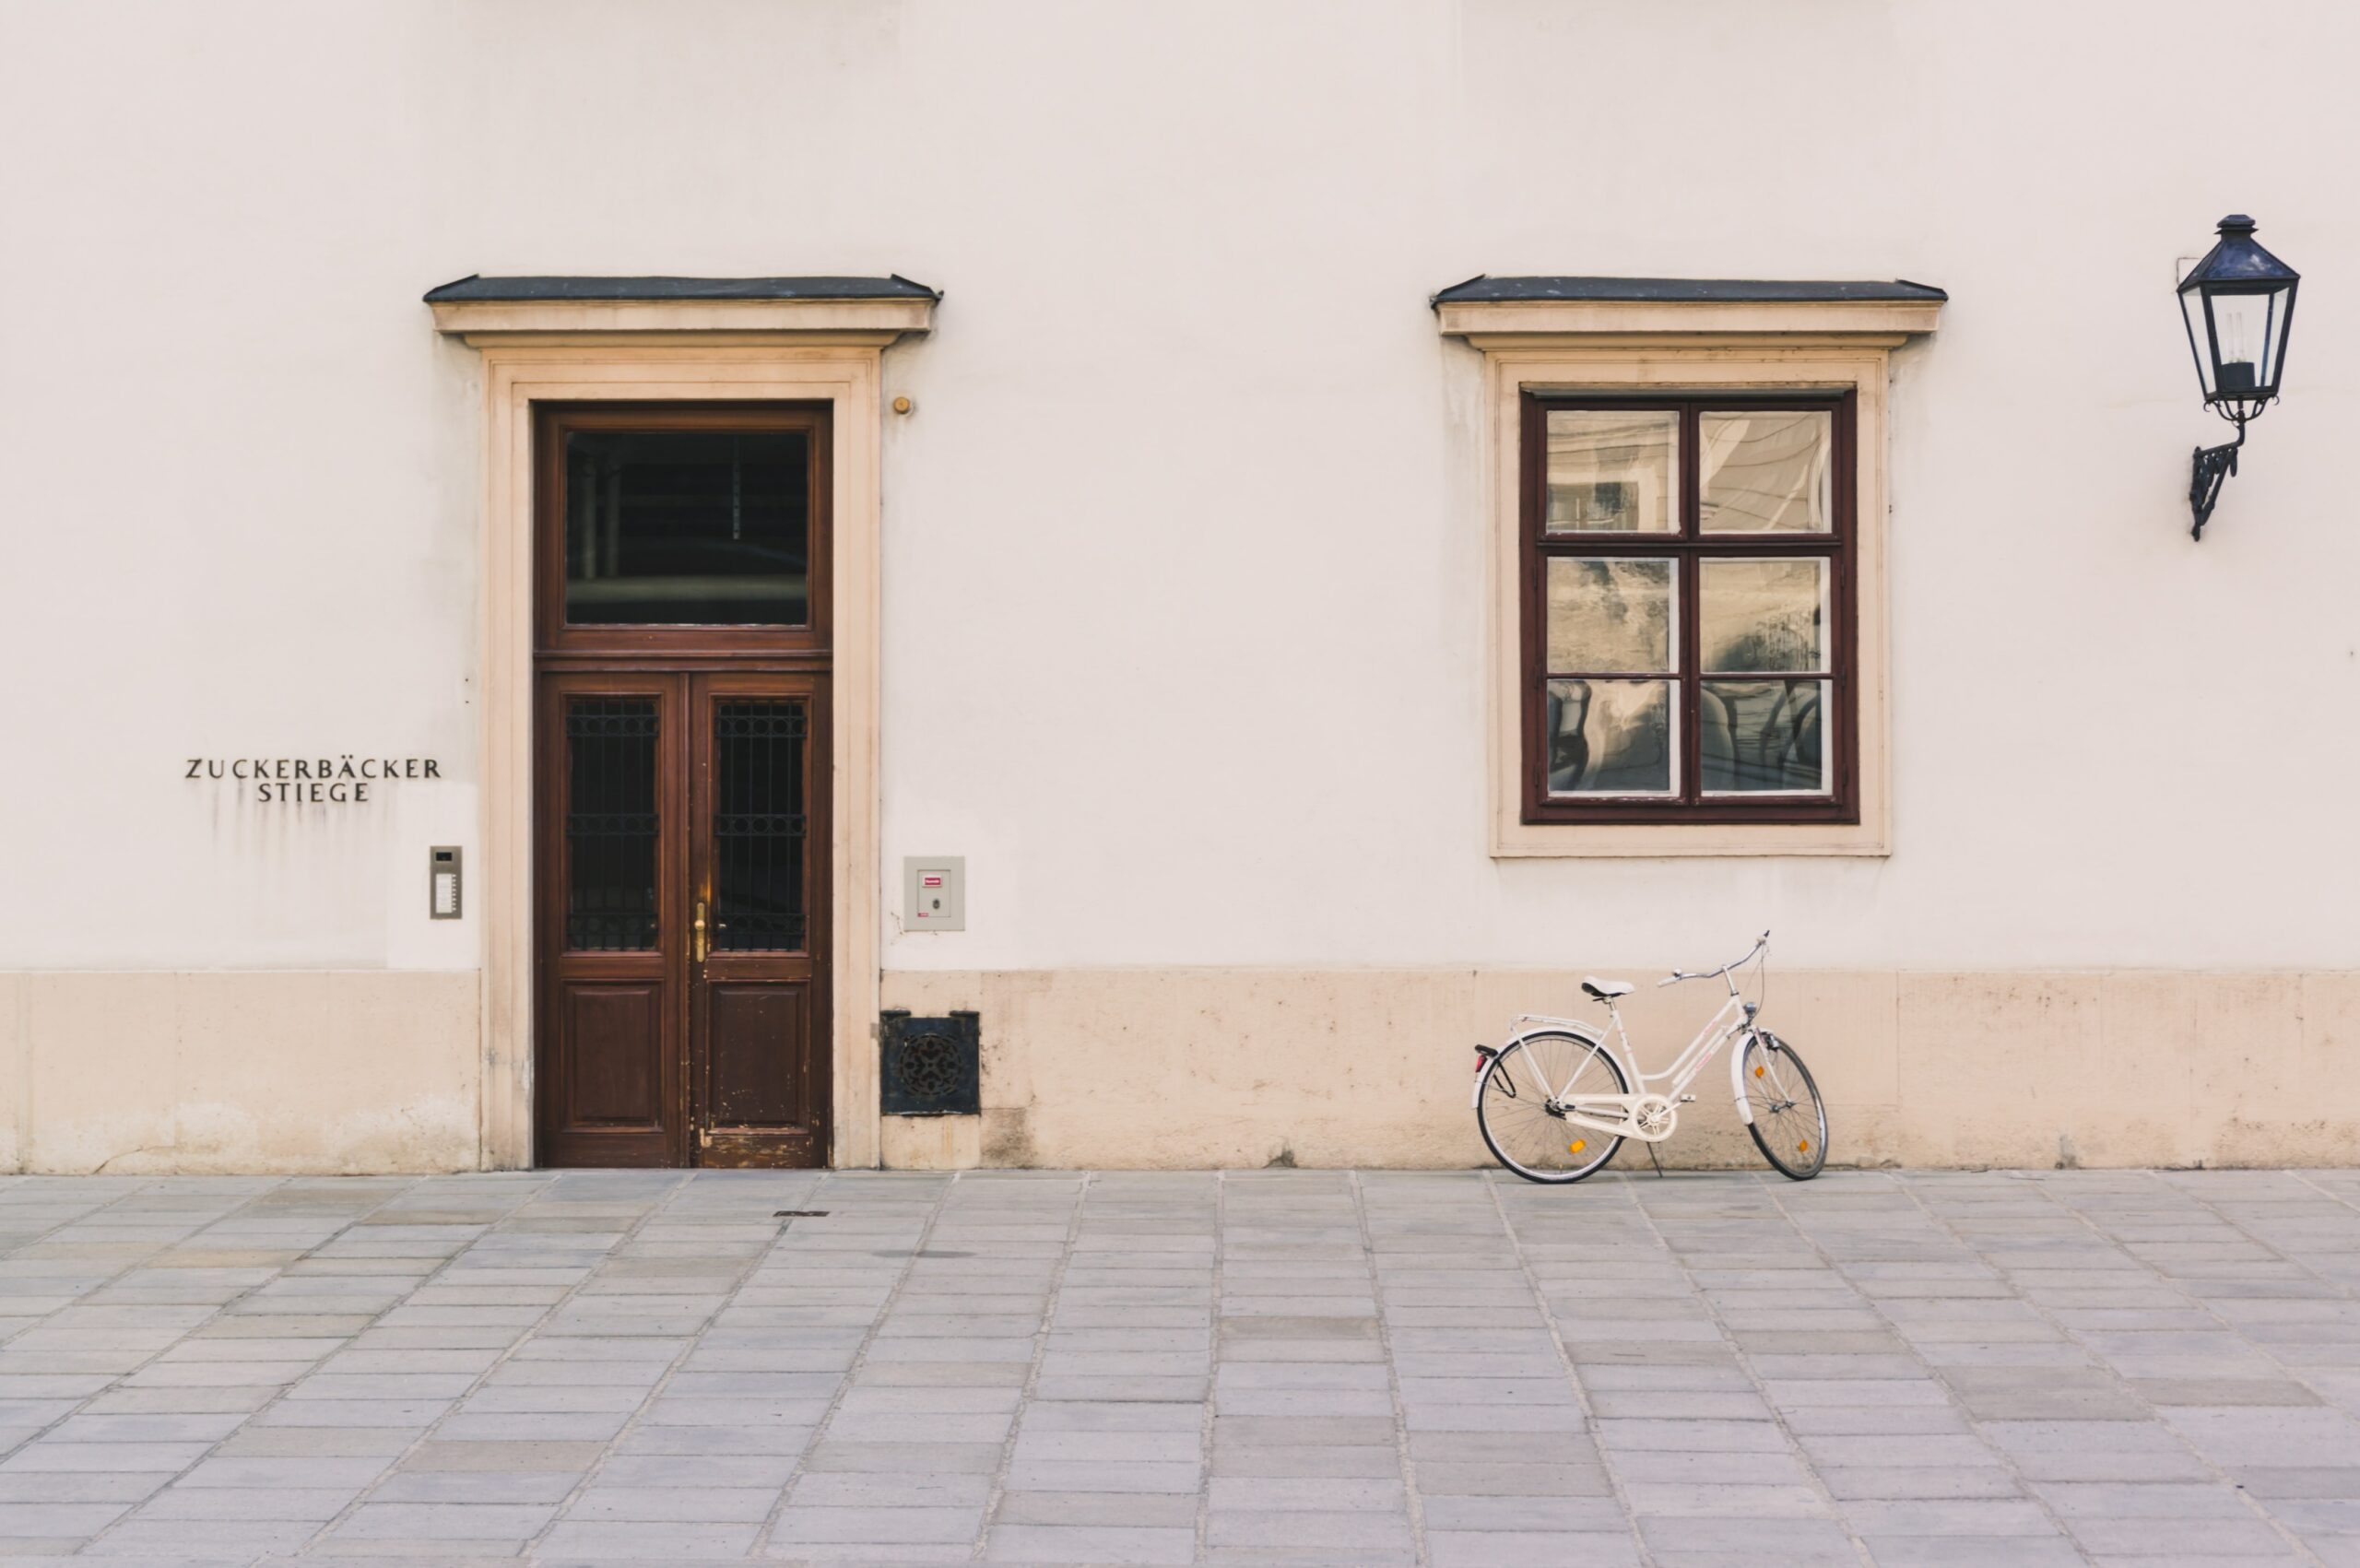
[2210,291,2273,398]
[2257,283,2293,388]
[2180,287,2219,400]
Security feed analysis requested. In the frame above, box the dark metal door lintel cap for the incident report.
[424,274,941,303]
[1432,275,1948,306]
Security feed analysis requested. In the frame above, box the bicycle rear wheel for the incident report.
[1477,1032,1626,1184]
[1741,1031,1827,1180]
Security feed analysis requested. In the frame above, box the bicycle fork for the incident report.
[1731,1028,1798,1126]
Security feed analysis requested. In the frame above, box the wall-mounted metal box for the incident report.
[880,1010,981,1116]
[904,855,964,931]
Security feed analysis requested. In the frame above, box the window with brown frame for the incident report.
[534,403,833,659]
[1520,392,1856,825]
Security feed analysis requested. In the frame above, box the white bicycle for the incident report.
[1472,931,1827,1184]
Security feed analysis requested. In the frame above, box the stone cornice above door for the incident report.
[426,274,939,346]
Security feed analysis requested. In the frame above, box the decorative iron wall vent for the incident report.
[880,1010,981,1116]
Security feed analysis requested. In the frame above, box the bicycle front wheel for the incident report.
[1741,1032,1827,1180]
[1477,1032,1626,1185]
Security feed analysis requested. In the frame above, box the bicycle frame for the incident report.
[1472,934,1771,1144]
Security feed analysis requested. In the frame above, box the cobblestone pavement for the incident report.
[2,1170,2359,1566]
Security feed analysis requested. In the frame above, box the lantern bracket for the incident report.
[2189,421,2246,541]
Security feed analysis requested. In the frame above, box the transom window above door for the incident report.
[566,430,810,626]
[1523,394,1856,825]
[537,405,832,654]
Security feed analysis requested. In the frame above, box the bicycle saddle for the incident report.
[1581,976,1634,1001]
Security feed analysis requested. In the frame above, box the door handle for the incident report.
[693,900,710,964]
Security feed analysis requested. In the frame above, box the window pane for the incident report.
[1546,679,1674,796]
[1546,558,1675,674]
[564,698,659,950]
[713,701,808,952]
[565,430,811,625]
[1699,410,1831,533]
[1545,410,1677,533]
[1703,679,1829,795]
[1701,558,1827,673]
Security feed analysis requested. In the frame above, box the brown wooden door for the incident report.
[688,671,830,1167]
[536,670,829,1167]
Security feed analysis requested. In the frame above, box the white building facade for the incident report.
[4,0,2356,1174]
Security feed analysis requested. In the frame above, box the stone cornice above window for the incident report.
[425,274,939,345]
[1434,275,1945,346]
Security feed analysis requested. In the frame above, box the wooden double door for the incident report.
[536,670,830,1166]
[533,404,832,1167]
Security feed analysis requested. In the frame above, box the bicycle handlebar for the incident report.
[1658,929,1771,987]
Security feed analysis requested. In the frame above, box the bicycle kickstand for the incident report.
[1645,1141,1665,1179]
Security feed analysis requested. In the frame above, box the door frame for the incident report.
[450,331,910,1170]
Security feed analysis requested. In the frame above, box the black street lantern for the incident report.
[2178,214,2299,539]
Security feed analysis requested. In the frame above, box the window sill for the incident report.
[1494,817,1890,858]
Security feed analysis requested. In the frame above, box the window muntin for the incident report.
[1523,395,1854,824]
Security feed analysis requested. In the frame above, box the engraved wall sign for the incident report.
[184,755,442,804]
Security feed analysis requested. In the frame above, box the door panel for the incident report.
[690,675,829,1168]
[561,984,664,1125]
[537,673,686,1168]
[706,984,813,1126]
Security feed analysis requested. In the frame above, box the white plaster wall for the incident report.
[3,0,2357,989]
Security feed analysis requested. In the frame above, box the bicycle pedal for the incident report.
[1677,1095,1696,1103]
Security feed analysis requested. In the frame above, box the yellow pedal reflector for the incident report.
[1568,1139,1587,1153]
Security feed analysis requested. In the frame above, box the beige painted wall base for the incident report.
[0,972,480,1174]
[883,968,2360,1172]
[880,1114,983,1171]
[6,966,2353,1174]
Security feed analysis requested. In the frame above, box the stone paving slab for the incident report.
[0,1169,2356,1564]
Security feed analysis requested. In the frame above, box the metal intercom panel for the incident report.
[430,846,463,919]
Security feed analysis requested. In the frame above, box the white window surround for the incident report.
[1436,283,1942,857]
[431,282,934,1169]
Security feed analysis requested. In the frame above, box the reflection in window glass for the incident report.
[1546,559,1675,674]
[1545,410,1678,533]
[1700,559,1827,673]
[565,430,810,625]
[1546,679,1675,796]
[1703,679,1829,794]
[1700,411,1830,533]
